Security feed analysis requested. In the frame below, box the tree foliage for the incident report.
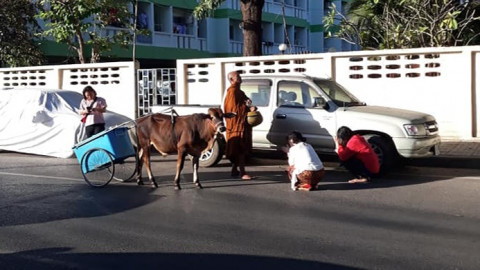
[38,0,141,63]
[194,0,265,56]
[0,0,45,67]
[324,0,480,49]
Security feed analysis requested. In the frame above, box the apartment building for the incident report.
[40,0,356,66]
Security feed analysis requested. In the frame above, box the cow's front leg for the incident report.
[148,158,158,188]
[139,147,158,188]
[192,156,202,189]
[174,152,187,190]
[136,147,145,185]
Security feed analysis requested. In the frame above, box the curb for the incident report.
[405,156,480,169]
[250,152,480,170]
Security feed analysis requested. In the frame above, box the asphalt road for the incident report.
[0,151,479,270]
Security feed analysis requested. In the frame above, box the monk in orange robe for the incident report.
[223,71,256,180]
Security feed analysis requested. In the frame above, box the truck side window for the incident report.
[306,87,322,108]
[242,79,272,107]
[278,81,320,108]
[314,79,352,104]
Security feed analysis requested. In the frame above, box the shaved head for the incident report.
[228,71,242,84]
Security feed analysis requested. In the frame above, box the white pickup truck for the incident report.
[151,57,441,173]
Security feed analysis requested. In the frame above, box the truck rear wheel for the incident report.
[198,138,226,167]
[365,135,396,175]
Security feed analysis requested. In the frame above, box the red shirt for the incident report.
[337,135,380,174]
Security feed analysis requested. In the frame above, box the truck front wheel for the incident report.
[198,138,226,167]
[365,135,396,175]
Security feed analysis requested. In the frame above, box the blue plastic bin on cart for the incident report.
[73,127,135,173]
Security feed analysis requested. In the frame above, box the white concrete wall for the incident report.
[177,58,226,105]
[475,53,480,138]
[176,46,480,139]
[330,47,479,139]
[2,46,478,139]
[0,62,137,120]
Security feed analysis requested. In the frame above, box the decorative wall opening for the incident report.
[386,73,401,78]
[66,67,122,86]
[1,70,48,87]
[346,53,443,80]
[186,58,329,82]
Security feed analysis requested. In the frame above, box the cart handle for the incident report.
[106,119,137,131]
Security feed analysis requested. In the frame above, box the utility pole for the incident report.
[133,0,138,62]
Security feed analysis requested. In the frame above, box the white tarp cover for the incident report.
[0,89,131,158]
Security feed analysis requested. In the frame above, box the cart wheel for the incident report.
[112,152,139,182]
[81,148,115,188]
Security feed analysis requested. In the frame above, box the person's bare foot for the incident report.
[241,174,253,180]
[348,178,368,183]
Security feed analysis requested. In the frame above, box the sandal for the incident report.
[298,184,312,191]
[348,178,368,184]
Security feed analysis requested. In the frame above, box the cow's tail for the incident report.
[128,126,138,149]
[127,122,142,177]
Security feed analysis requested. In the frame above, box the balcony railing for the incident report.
[221,0,307,20]
[230,40,243,54]
[175,34,193,49]
[198,38,207,51]
[263,1,307,20]
[101,26,208,51]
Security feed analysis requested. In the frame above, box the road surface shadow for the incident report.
[0,185,161,227]
[145,166,460,193]
[1,151,475,228]
[317,168,462,191]
[0,247,362,270]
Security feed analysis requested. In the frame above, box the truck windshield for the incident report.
[313,79,365,107]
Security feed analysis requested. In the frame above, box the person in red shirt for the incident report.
[335,126,380,183]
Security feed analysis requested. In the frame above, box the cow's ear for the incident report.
[224,112,237,118]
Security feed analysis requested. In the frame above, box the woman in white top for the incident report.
[79,86,107,138]
[285,131,325,191]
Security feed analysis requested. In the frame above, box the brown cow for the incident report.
[135,107,230,189]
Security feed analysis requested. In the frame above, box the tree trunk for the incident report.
[75,30,86,64]
[91,48,100,63]
[241,0,264,56]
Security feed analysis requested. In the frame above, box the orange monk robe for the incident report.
[223,82,252,163]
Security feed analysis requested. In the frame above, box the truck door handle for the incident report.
[276,114,287,119]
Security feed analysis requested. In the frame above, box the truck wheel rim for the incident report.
[200,149,213,161]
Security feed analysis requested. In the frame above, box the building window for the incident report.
[173,8,193,35]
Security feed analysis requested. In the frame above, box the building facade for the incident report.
[40,0,356,66]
